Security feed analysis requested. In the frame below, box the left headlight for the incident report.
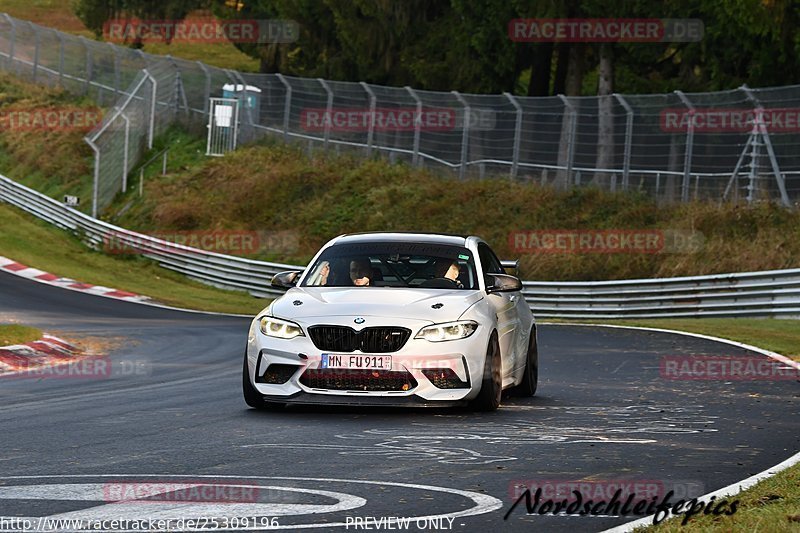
[259,316,305,339]
[415,320,478,342]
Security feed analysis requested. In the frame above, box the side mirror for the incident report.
[485,273,522,294]
[500,259,519,276]
[271,270,302,289]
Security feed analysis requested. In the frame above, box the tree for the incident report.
[75,0,209,47]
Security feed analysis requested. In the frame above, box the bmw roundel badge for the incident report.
[354,317,366,324]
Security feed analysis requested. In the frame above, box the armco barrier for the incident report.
[2,173,799,317]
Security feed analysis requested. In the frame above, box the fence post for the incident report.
[276,73,292,143]
[406,86,423,166]
[143,69,157,149]
[558,95,577,186]
[741,85,791,207]
[675,90,695,202]
[452,91,470,179]
[503,92,522,179]
[56,31,64,87]
[86,137,100,218]
[197,61,211,116]
[317,78,333,150]
[30,22,39,83]
[613,93,634,190]
[81,37,93,95]
[3,14,16,72]
[109,43,120,98]
[359,82,376,156]
[122,113,130,192]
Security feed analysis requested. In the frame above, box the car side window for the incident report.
[478,243,503,275]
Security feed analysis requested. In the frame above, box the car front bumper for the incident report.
[246,317,492,404]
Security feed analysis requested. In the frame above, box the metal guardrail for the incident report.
[2,173,799,317]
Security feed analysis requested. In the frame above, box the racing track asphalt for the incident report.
[0,268,798,532]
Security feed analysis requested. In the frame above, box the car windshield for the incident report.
[301,241,477,289]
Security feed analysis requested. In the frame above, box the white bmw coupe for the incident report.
[243,232,537,411]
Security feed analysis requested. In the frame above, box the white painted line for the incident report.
[544,322,800,371]
[540,321,800,532]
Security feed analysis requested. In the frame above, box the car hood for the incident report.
[270,287,483,323]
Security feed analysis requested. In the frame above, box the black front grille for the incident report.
[300,368,417,391]
[308,326,411,353]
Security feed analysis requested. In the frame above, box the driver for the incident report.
[435,259,464,288]
[349,257,372,286]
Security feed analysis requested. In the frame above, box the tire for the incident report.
[511,328,538,397]
[470,331,502,412]
[242,351,285,410]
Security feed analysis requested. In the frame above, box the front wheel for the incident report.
[511,328,538,397]
[470,331,502,412]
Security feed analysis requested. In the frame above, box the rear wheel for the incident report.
[511,328,538,397]
[242,351,285,410]
[470,332,502,411]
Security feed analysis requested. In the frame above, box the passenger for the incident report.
[307,261,331,286]
[349,257,372,286]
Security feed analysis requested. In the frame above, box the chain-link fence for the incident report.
[1,13,799,217]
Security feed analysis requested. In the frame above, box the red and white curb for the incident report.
[0,334,83,375]
[0,256,151,303]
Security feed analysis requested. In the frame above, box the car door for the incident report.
[478,242,521,382]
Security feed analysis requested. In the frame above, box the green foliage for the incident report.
[73,0,209,44]
[206,0,800,95]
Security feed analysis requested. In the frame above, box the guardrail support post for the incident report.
[675,90,695,202]
[504,92,523,179]
[360,82,376,157]
[318,78,333,150]
[406,86,423,167]
[614,93,634,190]
[452,91,470,179]
[276,73,292,143]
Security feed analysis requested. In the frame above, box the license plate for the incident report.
[321,354,392,370]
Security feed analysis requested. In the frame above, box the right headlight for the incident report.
[258,316,305,339]
[415,320,478,342]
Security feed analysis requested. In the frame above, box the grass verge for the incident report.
[546,318,800,532]
[0,202,268,315]
[0,324,42,346]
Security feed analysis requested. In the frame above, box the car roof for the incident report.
[333,232,470,247]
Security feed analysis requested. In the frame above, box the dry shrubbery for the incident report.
[125,142,800,280]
